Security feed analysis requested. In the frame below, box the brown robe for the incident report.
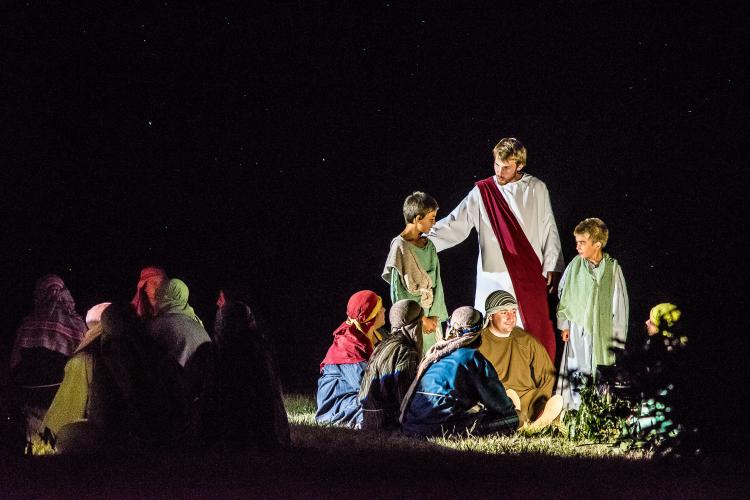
[478,326,556,421]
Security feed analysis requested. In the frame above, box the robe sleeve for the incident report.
[427,187,480,252]
[556,264,571,330]
[611,264,629,349]
[395,349,421,408]
[538,183,565,274]
[472,353,516,416]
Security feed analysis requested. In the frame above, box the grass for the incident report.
[3,393,748,497]
[284,393,648,460]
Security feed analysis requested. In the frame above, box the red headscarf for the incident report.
[130,266,168,318]
[320,290,382,371]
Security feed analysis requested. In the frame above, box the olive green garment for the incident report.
[40,352,95,440]
[156,278,203,326]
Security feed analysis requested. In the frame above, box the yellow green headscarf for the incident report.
[157,278,203,326]
[649,303,684,342]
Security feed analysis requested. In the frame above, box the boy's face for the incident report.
[415,210,437,233]
[575,232,601,261]
[490,308,517,334]
[494,156,524,185]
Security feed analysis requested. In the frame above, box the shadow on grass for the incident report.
[1,394,748,498]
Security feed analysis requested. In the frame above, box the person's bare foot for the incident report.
[506,389,521,411]
[529,395,563,429]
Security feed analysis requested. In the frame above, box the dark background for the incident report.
[2,2,746,451]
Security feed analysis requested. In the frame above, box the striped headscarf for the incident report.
[483,290,517,327]
[10,275,87,368]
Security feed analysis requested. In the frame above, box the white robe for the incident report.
[555,261,629,410]
[428,173,564,321]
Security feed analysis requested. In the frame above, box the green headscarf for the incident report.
[157,278,203,326]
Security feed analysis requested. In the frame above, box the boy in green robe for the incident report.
[382,191,449,356]
[555,217,629,410]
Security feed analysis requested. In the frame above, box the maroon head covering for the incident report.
[10,275,87,368]
[130,266,168,318]
[320,290,383,371]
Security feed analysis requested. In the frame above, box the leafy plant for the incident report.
[562,376,633,444]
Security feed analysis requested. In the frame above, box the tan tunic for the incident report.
[478,326,556,421]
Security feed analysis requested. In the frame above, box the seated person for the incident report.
[56,302,187,454]
[39,302,111,449]
[358,299,423,430]
[316,290,385,427]
[9,275,87,437]
[399,306,520,438]
[478,290,562,426]
[210,295,290,449]
[148,278,211,369]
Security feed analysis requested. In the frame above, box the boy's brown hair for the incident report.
[403,191,439,224]
[574,217,609,248]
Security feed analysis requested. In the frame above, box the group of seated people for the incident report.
[7,268,290,454]
[316,289,564,437]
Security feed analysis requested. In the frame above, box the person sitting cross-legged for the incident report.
[358,299,423,431]
[478,290,562,427]
[399,306,521,438]
[316,290,385,427]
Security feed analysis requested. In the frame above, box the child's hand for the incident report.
[422,316,438,333]
[561,329,570,342]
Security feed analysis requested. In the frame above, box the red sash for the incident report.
[476,177,555,361]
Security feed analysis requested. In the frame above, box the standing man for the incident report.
[428,137,563,361]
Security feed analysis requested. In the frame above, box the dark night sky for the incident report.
[1,2,746,443]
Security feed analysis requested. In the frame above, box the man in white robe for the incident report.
[428,138,564,358]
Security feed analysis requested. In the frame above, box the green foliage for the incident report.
[562,377,632,444]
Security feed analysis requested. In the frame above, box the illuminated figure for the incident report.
[555,218,629,411]
[382,191,448,356]
[316,290,385,427]
[479,290,562,425]
[428,137,563,361]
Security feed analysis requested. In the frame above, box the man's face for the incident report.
[415,209,438,234]
[490,308,517,334]
[494,157,524,185]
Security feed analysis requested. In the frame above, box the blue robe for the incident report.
[315,362,365,427]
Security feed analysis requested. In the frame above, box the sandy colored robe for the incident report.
[478,326,556,421]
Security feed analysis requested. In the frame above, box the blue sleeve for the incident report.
[471,353,516,415]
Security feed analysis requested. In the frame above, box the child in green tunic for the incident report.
[382,191,449,356]
[555,217,629,410]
